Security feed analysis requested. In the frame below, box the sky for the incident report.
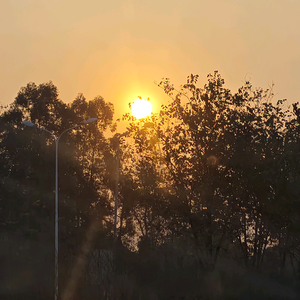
[1,0,300,124]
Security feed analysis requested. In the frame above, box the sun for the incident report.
[131,98,152,119]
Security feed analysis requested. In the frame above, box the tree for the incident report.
[0,81,115,298]
[152,71,295,271]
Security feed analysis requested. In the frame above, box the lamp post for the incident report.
[22,118,98,300]
[113,132,128,242]
[114,133,120,240]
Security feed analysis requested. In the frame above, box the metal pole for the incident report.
[55,138,59,300]
[53,126,81,300]
[22,119,97,300]
[114,136,120,239]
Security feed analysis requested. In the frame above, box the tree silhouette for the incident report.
[1,74,300,299]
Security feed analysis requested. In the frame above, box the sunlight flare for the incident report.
[131,98,152,119]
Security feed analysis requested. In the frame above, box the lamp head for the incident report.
[22,121,35,127]
[83,118,98,124]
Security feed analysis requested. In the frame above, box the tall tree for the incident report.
[0,81,115,298]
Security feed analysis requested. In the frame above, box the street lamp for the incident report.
[22,118,98,300]
[113,132,127,240]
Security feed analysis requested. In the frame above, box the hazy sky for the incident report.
[1,0,300,121]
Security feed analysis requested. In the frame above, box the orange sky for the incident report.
[1,0,300,124]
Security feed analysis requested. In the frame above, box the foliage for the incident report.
[1,73,300,299]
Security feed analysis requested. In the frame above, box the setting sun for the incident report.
[131,98,152,119]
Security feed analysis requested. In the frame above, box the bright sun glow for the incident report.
[131,99,152,119]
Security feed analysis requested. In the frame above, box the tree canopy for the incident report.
[1,73,300,299]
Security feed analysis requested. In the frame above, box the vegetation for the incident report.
[1,72,300,299]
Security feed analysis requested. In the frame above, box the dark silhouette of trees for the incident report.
[0,82,114,299]
[1,73,300,299]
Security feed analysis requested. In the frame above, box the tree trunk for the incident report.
[281,251,286,276]
[238,211,249,269]
[252,218,259,268]
[258,235,268,270]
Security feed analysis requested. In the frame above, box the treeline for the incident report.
[1,72,300,299]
